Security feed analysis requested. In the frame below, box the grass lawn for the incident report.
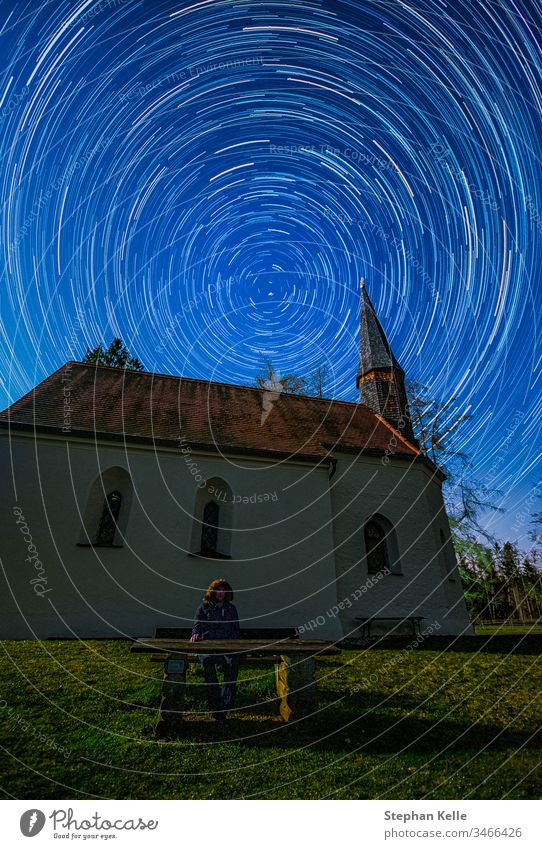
[0,635,540,800]
[475,625,542,636]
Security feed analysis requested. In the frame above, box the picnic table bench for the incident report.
[355,615,426,639]
[130,635,340,738]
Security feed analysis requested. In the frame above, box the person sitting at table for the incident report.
[189,578,240,720]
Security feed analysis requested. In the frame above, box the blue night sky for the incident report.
[0,0,540,547]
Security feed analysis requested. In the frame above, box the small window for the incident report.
[200,500,219,555]
[96,490,122,546]
[365,519,390,574]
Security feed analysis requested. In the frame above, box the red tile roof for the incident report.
[0,361,422,463]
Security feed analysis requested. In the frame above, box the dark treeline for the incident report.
[455,538,542,622]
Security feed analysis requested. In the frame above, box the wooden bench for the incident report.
[355,615,426,639]
[130,634,340,738]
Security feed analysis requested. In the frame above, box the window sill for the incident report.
[368,570,403,576]
[76,542,124,548]
[189,551,232,560]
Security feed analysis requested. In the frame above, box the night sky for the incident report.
[0,0,540,546]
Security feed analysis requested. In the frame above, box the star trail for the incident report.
[0,0,540,543]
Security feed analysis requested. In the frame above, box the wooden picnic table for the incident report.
[130,637,340,737]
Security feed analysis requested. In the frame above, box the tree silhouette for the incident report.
[254,355,328,397]
[406,378,500,544]
[82,337,144,371]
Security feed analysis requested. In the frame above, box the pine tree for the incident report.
[455,538,500,620]
[520,553,542,620]
[499,541,523,620]
[82,338,144,371]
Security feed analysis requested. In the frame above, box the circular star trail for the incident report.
[1,0,541,539]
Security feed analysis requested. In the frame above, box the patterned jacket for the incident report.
[191,600,241,640]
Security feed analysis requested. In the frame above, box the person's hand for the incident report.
[189,633,201,642]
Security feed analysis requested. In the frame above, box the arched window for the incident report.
[78,467,132,547]
[96,490,122,546]
[190,477,233,558]
[365,519,390,574]
[200,500,219,555]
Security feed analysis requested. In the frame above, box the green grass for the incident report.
[0,635,540,799]
[475,624,542,636]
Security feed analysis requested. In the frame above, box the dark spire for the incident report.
[356,279,417,445]
[356,279,403,386]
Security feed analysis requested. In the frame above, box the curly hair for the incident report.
[203,578,234,603]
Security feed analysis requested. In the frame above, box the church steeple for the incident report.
[356,280,417,445]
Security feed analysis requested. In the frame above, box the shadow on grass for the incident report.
[342,635,542,655]
[128,635,542,749]
[136,681,542,758]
